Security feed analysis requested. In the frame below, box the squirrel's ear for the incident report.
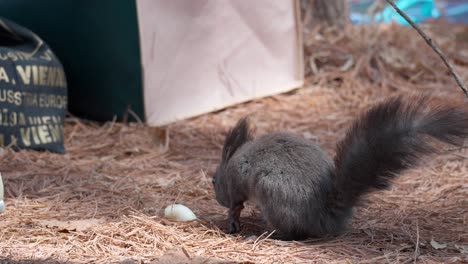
[222,117,253,161]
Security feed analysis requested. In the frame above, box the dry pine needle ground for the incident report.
[0,23,467,263]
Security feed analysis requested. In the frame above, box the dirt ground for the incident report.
[0,23,467,263]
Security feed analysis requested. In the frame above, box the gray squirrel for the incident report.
[212,95,468,240]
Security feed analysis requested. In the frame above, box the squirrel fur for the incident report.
[212,95,468,240]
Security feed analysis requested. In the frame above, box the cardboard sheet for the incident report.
[137,0,303,126]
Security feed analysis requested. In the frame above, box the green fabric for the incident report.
[0,0,144,122]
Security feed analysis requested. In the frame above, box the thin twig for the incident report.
[414,221,419,264]
[384,0,468,98]
[252,230,276,251]
[451,153,468,160]
[445,145,468,152]
[127,106,144,124]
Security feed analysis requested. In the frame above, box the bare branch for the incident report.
[384,0,468,98]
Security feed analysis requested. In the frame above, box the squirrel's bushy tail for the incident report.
[331,95,468,209]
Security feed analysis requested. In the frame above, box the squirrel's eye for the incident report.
[212,177,216,185]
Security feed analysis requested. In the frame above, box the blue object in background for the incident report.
[349,0,468,25]
[377,0,439,25]
[440,0,468,23]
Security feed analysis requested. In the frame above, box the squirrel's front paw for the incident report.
[227,204,244,234]
[228,218,241,234]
